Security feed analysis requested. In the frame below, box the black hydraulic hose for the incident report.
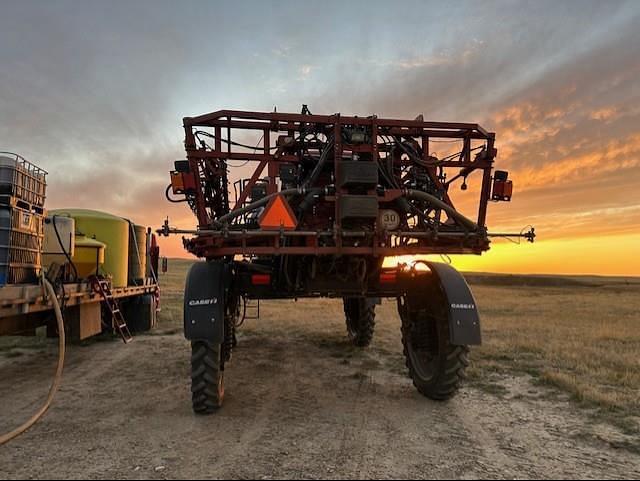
[403,189,479,232]
[393,136,440,168]
[213,187,477,231]
[303,136,334,189]
[378,159,399,189]
[194,131,280,152]
[297,188,324,217]
[166,184,188,203]
[213,188,302,227]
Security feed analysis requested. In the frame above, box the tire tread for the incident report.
[191,341,224,414]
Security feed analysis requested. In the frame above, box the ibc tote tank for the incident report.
[42,215,75,269]
[50,208,129,287]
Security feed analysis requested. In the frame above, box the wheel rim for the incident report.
[344,299,361,340]
[404,309,442,382]
[218,372,225,404]
[346,315,359,339]
[407,343,438,381]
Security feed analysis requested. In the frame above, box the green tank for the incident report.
[50,208,129,287]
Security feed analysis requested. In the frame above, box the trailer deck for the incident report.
[0,280,158,338]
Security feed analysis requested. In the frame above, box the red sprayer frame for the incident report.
[163,108,529,258]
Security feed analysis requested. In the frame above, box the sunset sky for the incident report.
[1,1,638,276]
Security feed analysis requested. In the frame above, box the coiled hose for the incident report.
[0,275,65,446]
[403,189,479,232]
[209,184,478,233]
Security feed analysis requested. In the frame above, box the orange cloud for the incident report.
[510,133,640,190]
[590,107,619,122]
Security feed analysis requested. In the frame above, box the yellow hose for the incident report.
[0,276,65,446]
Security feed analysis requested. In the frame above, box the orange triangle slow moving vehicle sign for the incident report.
[259,194,298,230]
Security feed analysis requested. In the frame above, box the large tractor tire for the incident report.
[191,341,224,414]
[343,297,376,347]
[398,295,469,400]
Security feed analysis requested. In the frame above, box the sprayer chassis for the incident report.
[171,110,498,258]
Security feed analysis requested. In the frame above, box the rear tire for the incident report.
[343,298,375,347]
[191,341,224,414]
[398,295,469,400]
[122,294,157,333]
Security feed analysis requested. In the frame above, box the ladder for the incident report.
[90,276,133,344]
[244,299,260,320]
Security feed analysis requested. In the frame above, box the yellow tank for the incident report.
[73,235,106,278]
[50,209,129,287]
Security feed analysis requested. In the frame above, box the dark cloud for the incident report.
[0,2,193,158]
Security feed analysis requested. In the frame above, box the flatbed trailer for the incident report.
[0,280,159,340]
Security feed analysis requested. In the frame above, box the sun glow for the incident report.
[382,233,640,277]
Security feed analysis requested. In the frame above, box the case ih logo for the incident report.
[451,303,475,310]
[189,298,217,306]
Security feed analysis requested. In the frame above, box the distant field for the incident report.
[157,258,640,434]
[465,272,640,434]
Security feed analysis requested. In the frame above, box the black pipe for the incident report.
[297,188,324,217]
[303,136,334,189]
[213,188,302,227]
[403,189,479,232]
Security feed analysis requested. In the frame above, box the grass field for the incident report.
[157,259,640,434]
[464,273,640,434]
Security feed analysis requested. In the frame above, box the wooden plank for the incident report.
[66,303,102,341]
[0,281,158,335]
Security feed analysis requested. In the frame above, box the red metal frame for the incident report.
[170,109,501,258]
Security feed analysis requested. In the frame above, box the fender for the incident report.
[184,261,226,342]
[425,261,482,346]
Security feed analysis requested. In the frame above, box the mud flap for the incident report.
[425,261,482,346]
[184,261,226,342]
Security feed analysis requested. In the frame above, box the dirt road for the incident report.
[1,299,639,479]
